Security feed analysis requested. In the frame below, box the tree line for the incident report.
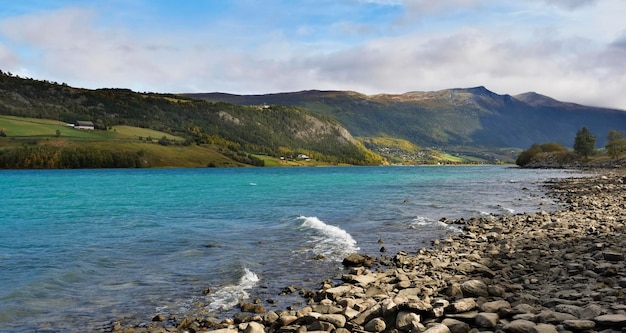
[0,145,145,169]
[516,127,626,166]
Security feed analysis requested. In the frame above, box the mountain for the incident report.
[0,72,383,166]
[186,87,626,151]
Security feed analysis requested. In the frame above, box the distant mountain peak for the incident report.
[513,92,562,107]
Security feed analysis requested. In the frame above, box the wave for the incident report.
[206,268,259,312]
[410,216,461,232]
[297,216,359,261]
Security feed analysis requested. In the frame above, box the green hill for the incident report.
[0,72,383,168]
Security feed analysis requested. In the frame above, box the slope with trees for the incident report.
[187,87,626,162]
[0,71,383,168]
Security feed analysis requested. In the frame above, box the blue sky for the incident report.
[0,0,625,109]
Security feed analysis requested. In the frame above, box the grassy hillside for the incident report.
[0,72,384,167]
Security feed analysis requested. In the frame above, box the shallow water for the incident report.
[0,166,580,332]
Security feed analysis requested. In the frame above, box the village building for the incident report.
[73,120,95,130]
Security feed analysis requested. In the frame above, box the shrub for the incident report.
[516,142,568,166]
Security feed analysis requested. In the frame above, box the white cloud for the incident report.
[0,1,624,109]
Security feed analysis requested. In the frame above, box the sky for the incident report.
[0,0,625,109]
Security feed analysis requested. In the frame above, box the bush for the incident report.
[516,142,568,166]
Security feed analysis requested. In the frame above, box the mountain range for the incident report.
[2,70,625,166]
[186,87,626,152]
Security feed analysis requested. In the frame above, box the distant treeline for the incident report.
[0,145,145,169]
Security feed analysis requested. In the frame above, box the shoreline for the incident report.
[111,169,626,333]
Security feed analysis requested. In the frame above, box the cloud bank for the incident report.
[0,0,624,110]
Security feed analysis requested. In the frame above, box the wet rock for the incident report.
[343,253,375,267]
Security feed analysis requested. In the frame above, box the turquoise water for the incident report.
[0,166,579,332]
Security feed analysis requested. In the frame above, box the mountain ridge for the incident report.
[185,86,626,152]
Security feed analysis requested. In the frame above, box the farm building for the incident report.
[74,121,95,130]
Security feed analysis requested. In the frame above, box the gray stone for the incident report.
[593,314,626,326]
[452,298,477,313]
[318,314,346,328]
[530,323,558,333]
[264,311,279,325]
[578,304,603,320]
[504,319,536,333]
[324,285,352,299]
[475,312,499,329]
[562,319,595,331]
[460,279,489,297]
[243,322,265,333]
[553,304,582,317]
[488,285,506,297]
[602,251,624,261]
[396,311,421,332]
[536,310,577,324]
[441,318,470,333]
[481,300,511,313]
[364,317,386,333]
[424,323,451,333]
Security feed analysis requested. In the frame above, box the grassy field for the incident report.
[0,115,246,168]
[0,115,184,141]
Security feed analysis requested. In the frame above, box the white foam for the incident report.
[206,268,259,311]
[298,216,359,261]
[411,216,461,232]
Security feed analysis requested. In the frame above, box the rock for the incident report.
[324,285,352,299]
[460,280,489,297]
[240,303,266,313]
[602,251,624,261]
[424,323,451,333]
[536,310,577,324]
[280,314,298,326]
[264,311,279,325]
[475,312,499,329]
[488,285,506,297]
[451,298,477,313]
[363,317,386,332]
[481,300,511,313]
[208,329,238,333]
[396,311,421,332]
[441,318,469,333]
[530,323,558,333]
[318,314,346,328]
[343,253,375,267]
[562,319,595,331]
[593,314,626,326]
[504,319,536,333]
[243,322,265,333]
[578,304,603,320]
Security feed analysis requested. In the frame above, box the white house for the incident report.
[74,120,95,130]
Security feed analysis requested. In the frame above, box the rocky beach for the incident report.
[110,169,626,333]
